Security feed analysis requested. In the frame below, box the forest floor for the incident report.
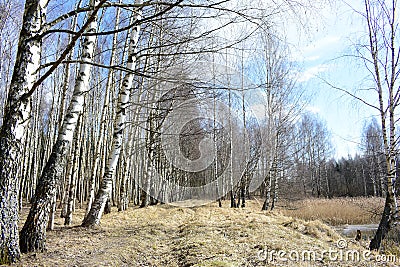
[12,198,399,267]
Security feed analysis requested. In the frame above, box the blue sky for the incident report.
[286,0,378,158]
[191,0,377,159]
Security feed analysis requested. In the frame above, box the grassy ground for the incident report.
[11,199,396,267]
[278,197,385,225]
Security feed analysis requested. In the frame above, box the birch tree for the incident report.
[86,0,122,214]
[251,32,303,210]
[20,0,105,252]
[82,0,143,227]
[362,0,400,250]
[0,0,47,263]
[361,118,385,197]
[321,0,400,250]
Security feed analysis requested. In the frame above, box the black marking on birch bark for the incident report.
[65,113,75,119]
[113,131,123,138]
[81,52,91,58]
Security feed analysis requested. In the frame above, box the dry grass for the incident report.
[11,200,396,266]
[278,197,385,225]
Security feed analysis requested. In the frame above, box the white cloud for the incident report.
[304,55,321,61]
[305,105,321,114]
[291,35,341,62]
[296,64,330,82]
[288,35,337,81]
[302,35,341,55]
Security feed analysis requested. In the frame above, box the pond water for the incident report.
[334,224,378,238]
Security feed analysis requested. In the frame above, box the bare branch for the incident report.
[318,76,380,111]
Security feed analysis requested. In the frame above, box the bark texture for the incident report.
[19,0,103,253]
[0,0,46,263]
[82,0,143,227]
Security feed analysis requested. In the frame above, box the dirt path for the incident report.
[14,201,395,266]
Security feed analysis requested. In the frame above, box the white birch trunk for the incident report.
[82,0,143,226]
[64,113,84,225]
[368,0,399,250]
[86,2,122,214]
[20,0,102,253]
[0,0,47,263]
